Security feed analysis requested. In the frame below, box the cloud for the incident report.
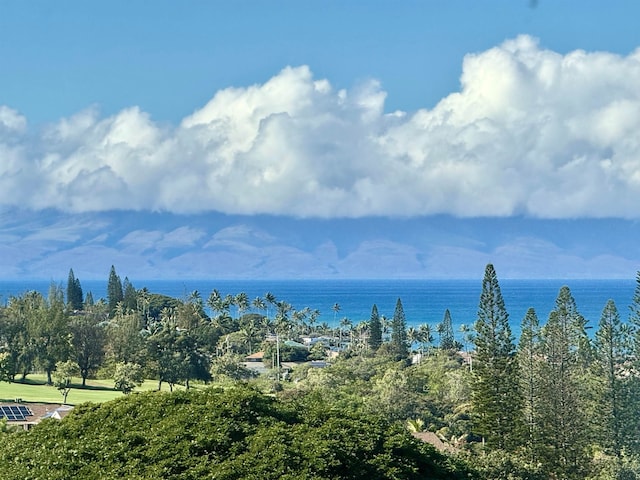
[2,37,640,218]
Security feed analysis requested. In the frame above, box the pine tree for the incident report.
[368,304,383,351]
[107,265,124,317]
[390,298,408,358]
[594,299,633,460]
[518,307,543,464]
[472,264,521,451]
[538,286,591,479]
[626,271,640,454]
[122,277,137,313]
[66,268,83,311]
[439,309,456,350]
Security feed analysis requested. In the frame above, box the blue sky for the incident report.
[2,1,640,280]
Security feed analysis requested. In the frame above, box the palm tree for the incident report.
[234,292,249,321]
[407,326,419,352]
[332,303,341,324]
[308,309,320,333]
[459,324,472,353]
[264,292,277,321]
[207,289,225,316]
[418,323,433,357]
[252,296,267,315]
[292,308,308,336]
[275,301,293,339]
[354,321,369,351]
[339,317,352,347]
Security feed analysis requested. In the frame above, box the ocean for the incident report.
[0,278,637,339]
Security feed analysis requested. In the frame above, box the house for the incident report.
[0,402,74,430]
[244,351,264,362]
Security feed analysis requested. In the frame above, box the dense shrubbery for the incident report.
[0,386,473,479]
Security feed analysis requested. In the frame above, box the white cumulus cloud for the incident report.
[2,36,640,218]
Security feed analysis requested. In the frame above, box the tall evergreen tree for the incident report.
[66,268,83,311]
[390,298,408,358]
[472,263,521,451]
[439,309,456,350]
[122,277,137,313]
[368,304,383,351]
[538,286,591,479]
[626,270,640,454]
[518,307,543,464]
[594,299,633,460]
[107,265,124,317]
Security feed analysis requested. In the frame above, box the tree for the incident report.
[593,299,632,460]
[113,362,144,394]
[518,307,543,464]
[66,268,83,311]
[439,309,456,350]
[626,270,640,455]
[210,354,257,382]
[332,302,341,324]
[70,314,105,386]
[53,360,77,404]
[122,277,137,313]
[339,317,352,346]
[234,292,249,320]
[390,298,408,358]
[418,323,433,358]
[34,285,71,385]
[0,386,474,479]
[538,285,592,479]
[0,352,11,383]
[472,263,521,451]
[368,304,383,351]
[106,311,147,367]
[107,265,124,317]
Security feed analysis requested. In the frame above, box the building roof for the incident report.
[0,402,73,428]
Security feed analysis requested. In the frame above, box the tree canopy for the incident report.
[0,386,472,479]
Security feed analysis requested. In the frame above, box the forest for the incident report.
[2,263,640,479]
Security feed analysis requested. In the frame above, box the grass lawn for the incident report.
[0,375,187,405]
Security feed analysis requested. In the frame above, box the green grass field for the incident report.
[0,375,186,405]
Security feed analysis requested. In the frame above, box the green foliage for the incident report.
[263,341,309,365]
[439,309,457,350]
[113,362,144,394]
[0,351,11,382]
[107,265,124,318]
[538,285,593,479]
[517,307,543,464]
[122,277,138,313]
[53,360,78,403]
[369,304,383,351]
[391,298,408,358]
[66,268,84,311]
[460,449,546,480]
[472,264,522,451]
[307,340,327,360]
[210,354,258,382]
[0,386,472,479]
[70,313,105,386]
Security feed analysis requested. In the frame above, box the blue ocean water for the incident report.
[0,279,636,339]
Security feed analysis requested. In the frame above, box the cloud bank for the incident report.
[3,36,640,218]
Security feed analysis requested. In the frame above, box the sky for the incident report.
[2,1,640,280]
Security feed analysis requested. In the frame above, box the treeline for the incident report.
[470,264,640,479]
[0,386,474,479]
[3,264,640,478]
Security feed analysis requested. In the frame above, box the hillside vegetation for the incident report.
[0,386,471,480]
